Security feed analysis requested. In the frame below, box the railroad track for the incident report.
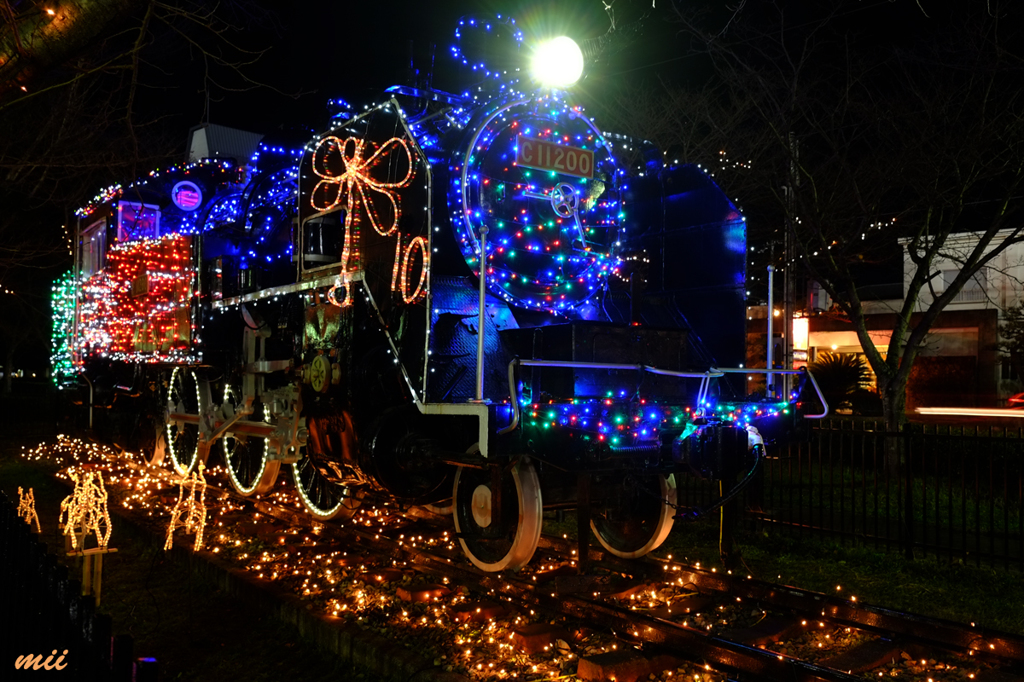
[27,436,1024,682]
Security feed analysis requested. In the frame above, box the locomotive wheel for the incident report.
[147,421,167,467]
[590,474,677,559]
[422,501,453,515]
[166,367,203,475]
[292,452,361,521]
[221,386,279,496]
[422,444,478,516]
[453,460,542,572]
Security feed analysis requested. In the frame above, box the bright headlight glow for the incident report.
[531,36,584,88]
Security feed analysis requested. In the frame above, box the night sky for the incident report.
[142,0,942,140]
[145,0,684,138]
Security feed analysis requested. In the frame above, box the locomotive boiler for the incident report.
[57,16,826,571]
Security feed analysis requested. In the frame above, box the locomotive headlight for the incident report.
[531,36,584,88]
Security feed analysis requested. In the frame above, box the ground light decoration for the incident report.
[17,486,41,532]
[164,463,208,551]
[20,436,996,682]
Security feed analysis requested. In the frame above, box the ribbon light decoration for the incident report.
[310,135,426,306]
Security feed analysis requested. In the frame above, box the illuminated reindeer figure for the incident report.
[17,486,40,533]
[59,467,112,551]
[164,463,208,551]
[59,467,115,604]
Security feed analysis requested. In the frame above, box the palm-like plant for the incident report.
[809,352,872,411]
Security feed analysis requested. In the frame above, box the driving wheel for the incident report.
[221,384,280,495]
[453,460,542,572]
[591,474,676,559]
[292,451,361,521]
[165,367,203,475]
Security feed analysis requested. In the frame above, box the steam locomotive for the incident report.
[56,16,825,571]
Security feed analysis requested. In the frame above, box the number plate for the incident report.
[515,134,594,179]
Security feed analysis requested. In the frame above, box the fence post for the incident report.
[901,423,915,561]
[112,634,134,682]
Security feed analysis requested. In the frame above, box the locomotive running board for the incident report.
[210,271,364,309]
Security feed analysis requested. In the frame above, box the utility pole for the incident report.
[783,131,800,399]
[767,265,774,399]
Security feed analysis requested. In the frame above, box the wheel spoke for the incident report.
[222,384,278,496]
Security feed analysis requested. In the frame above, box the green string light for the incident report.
[50,270,78,388]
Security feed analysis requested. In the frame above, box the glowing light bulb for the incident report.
[531,37,584,88]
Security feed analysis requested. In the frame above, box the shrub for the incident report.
[809,352,871,411]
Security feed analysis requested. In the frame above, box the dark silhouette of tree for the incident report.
[599,1,1024,442]
[1000,303,1024,388]
[0,0,282,377]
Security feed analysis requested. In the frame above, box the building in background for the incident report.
[748,229,1024,408]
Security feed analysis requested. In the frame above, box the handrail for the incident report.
[711,367,803,374]
[497,361,829,434]
[517,359,723,377]
[799,368,830,419]
[498,359,724,435]
[711,367,829,419]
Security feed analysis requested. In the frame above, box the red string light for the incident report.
[77,233,195,364]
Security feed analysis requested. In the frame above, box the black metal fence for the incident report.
[0,491,140,680]
[677,420,1024,570]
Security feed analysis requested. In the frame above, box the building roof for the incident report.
[186,124,263,164]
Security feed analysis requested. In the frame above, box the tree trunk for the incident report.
[1011,351,1024,392]
[880,376,908,476]
[4,346,13,394]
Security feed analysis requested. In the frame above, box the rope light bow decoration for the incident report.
[310,133,427,307]
[59,468,113,551]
